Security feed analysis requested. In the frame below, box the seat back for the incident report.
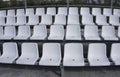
[80,7,90,16]
[69,7,78,15]
[21,43,39,59]
[42,43,61,59]
[58,7,67,15]
[67,15,80,25]
[88,43,107,59]
[18,26,30,36]
[7,10,15,16]
[36,8,45,16]
[66,25,81,37]
[47,7,56,15]
[92,8,101,16]
[102,26,116,37]
[84,26,99,37]
[16,9,25,16]
[49,25,64,37]
[3,42,18,57]
[26,8,34,16]
[4,26,16,37]
[33,26,47,36]
[103,8,112,16]
[64,43,83,59]
[0,10,6,17]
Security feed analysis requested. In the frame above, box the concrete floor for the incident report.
[0,65,120,77]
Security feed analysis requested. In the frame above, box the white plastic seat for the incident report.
[82,15,95,25]
[0,10,6,17]
[16,43,39,65]
[66,25,81,40]
[80,7,90,16]
[25,8,34,16]
[101,26,118,40]
[53,15,66,25]
[16,9,25,16]
[14,26,30,40]
[92,8,101,16]
[0,42,18,63]
[7,9,15,16]
[48,25,64,40]
[5,16,15,26]
[35,8,45,16]
[0,27,4,39]
[15,15,26,25]
[67,15,80,25]
[96,15,109,25]
[27,15,39,25]
[110,43,120,65]
[103,8,112,16]
[39,43,61,66]
[113,9,120,16]
[69,7,79,15]
[0,17,5,26]
[39,15,52,25]
[58,7,67,15]
[88,43,110,66]
[46,7,56,16]
[109,15,120,26]
[63,43,85,66]
[30,25,47,40]
[84,26,101,40]
[3,26,16,39]
[117,27,120,38]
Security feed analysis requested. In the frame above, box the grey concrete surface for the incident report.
[0,65,120,77]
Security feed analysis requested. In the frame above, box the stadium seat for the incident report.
[67,15,80,25]
[92,8,101,16]
[109,15,120,26]
[103,8,112,16]
[39,43,61,66]
[16,43,39,65]
[84,26,101,40]
[7,9,15,16]
[48,25,64,40]
[5,16,15,26]
[53,15,66,25]
[96,15,109,25]
[0,27,4,39]
[117,27,120,38]
[3,26,16,39]
[39,15,52,25]
[14,26,30,40]
[47,7,56,16]
[63,43,85,66]
[35,8,45,16]
[16,9,25,16]
[80,7,90,16]
[101,26,118,40]
[88,43,110,66]
[25,8,34,16]
[113,9,120,16]
[27,15,39,25]
[0,10,6,17]
[0,42,18,63]
[66,25,81,40]
[58,7,67,15]
[69,7,79,15]
[30,25,47,40]
[0,17,5,26]
[82,15,95,25]
[15,15,26,25]
[110,43,120,65]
